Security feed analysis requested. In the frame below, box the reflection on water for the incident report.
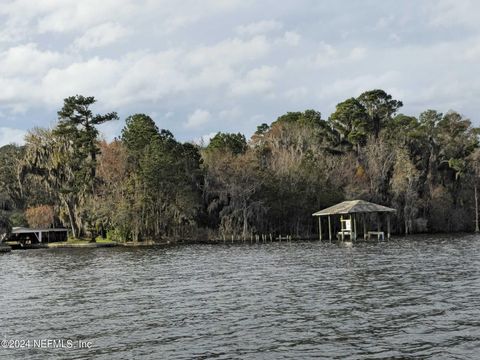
[1,234,480,359]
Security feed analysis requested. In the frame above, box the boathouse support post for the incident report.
[353,214,357,241]
[376,214,381,241]
[328,216,332,242]
[318,217,322,241]
[340,215,343,241]
[363,214,366,240]
[387,214,391,240]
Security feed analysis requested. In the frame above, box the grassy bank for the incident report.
[46,238,161,248]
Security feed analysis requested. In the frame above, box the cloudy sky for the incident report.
[0,0,479,146]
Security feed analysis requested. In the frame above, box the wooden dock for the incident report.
[313,200,396,242]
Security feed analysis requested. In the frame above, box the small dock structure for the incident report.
[8,227,68,245]
[313,200,396,241]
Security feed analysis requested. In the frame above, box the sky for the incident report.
[1,0,480,146]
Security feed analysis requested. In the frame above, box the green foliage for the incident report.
[419,109,442,128]
[105,229,125,243]
[6,89,480,240]
[22,96,118,238]
[0,145,24,211]
[9,211,27,227]
[0,211,11,241]
[273,109,322,127]
[98,116,205,241]
[55,95,119,179]
[357,89,403,138]
[329,98,368,149]
[207,132,247,155]
[121,114,160,158]
[255,123,270,135]
[0,190,12,240]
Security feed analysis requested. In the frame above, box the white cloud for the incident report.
[185,109,211,129]
[186,36,271,67]
[286,42,367,69]
[187,64,235,89]
[157,0,248,33]
[463,41,480,60]
[314,43,366,67]
[98,120,122,142]
[41,57,123,106]
[0,43,66,77]
[0,0,136,38]
[284,87,308,101]
[219,107,241,120]
[0,0,480,141]
[349,47,367,61]
[36,0,137,34]
[427,0,480,29]
[314,42,338,66]
[236,20,283,35]
[73,22,130,50]
[0,127,26,146]
[249,114,267,126]
[0,77,37,107]
[0,0,246,42]
[230,66,277,96]
[317,71,402,103]
[16,35,274,110]
[375,15,396,30]
[280,31,301,46]
[389,33,401,42]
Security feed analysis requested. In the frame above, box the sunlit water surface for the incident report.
[2,235,480,359]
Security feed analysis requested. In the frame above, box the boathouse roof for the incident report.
[312,200,396,216]
[11,227,68,234]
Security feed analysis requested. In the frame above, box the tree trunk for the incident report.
[65,198,78,238]
[242,202,248,239]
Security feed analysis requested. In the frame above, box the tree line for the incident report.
[1,90,479,242]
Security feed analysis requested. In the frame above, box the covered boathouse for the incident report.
[8,227,68,245]
[313,200,396,241]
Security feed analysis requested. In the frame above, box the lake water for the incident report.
[1,235,480,359]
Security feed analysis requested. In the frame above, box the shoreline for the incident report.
[2,233,478,252]
[3,239,167,251]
